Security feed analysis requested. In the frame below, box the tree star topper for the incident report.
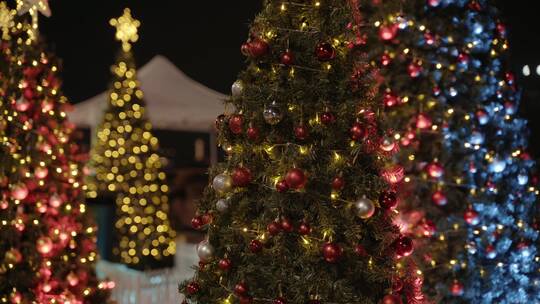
[110,8,140,52]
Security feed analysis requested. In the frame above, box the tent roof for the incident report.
[69,55,227,132]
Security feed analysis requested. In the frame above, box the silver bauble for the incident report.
[354,196,375,219]
[216,198,230,213]
[213,173,233,194]
[231,80,244,98]
[196,240,215,262]
[263,102,284,125]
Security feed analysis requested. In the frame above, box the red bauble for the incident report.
[240,296,254,304]
[232,167,252,187]
[408,62,422,78]
[186,282,200,295]
[267,222,282,236]
[34,167,48,179]
[380,294,402,304]
[421,219,437,237]
[11,183,29,200]
[464,209,479,225]
[383,92,400,107]
[229,114,244,134]
[241,43,251,56]
[426,162,444,179]
[431,190,447,206]
[281,218,294,233]
[381,165,405,185]
[298,222,311,235]
[321,111,336,125]
[249,240,263,253]
[416,113,432,130]
[350,122,367,141]
[249,38,270,58]
[23,87,35,100]
[274,297,287,304]
[381,53,392,66]
[428,0,440,6]
[294,125,309,140]
[281,50,295,65]
[218,258,232,271]
[331,176,345,191]
[315,42,336,61]
[450,280,464,296]
[392,277,403,292]
[394,236,414,257]
[234,282,249,296]
[322,242,343,263]
[247,126,260,141]
[191,216,204,229]
[379,24,398,41]
[285,168,307,190]
[354,244,368,257]
[276,180,289,193]
[379,191,398,210]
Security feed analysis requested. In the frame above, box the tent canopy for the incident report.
[69,55,227,132]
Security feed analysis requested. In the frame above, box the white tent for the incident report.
[69,55,227,133]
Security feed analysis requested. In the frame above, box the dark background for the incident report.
[38,1,540,154]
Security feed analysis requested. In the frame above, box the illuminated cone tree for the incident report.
[88,8,175,270]
[358,0,540,302]
[180,1,426,303]
[0,2,112,303]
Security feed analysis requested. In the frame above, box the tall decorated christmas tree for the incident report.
[358,0,540,302]
[180,1,426,303]
[0,1,112,303]
[88,8,175,270]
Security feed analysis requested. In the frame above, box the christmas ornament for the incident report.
[49,193,62,207]
[234,282,249,296]
[67,272,79,287]
[285,168,307,190]
[464,209,479,225]
[218,258,232,271]
[354,196,375,219]
[392,277,403,292]
[322,242,343,263]
[247,126,260,141]
[350,122,366,141]
[263,102,284,125]
[186,282,200,295]
[11,183,29,200]
[321,111,335,125]
[476,109,489,125]
[415,113,432,130]
[426,161,444,179]
[379,24,398,41]
[216,198,230,212]
[276,180,289,193]
[4,248,22,264]
[315,42,336,61]
[273,297,287,304]
[354,244,368,257]
[281,218,294,233]
[379,190,398,210]
[196,240,215,262]
[383,92,400,107]
[280,50,295,65]
[331,176,345,191]
[34,166,48,179]
[248,37,269,58]
[381,165,405,184]
[231,80,244,98]
[379,136,398,154]
[408,62,422,77]
[232,167,252,187]
[37,236,53,255]
[450,280,464,296]
[431,190,447,206]
[191,216,204,229]
[421,219,436,237]
[394,236,414,257]
[381,294,402,304]
[213,173,233,194]
[298,222,311,235]
[381,53,392,66]
[294,125,309,140]
[428,0,441,7]
[229,114,244,134]
[249,240,263,253]
[267,221,282,236]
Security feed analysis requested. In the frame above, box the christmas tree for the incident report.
[359,0,540,302]
[0,2,112,303]
[88,8,176,270]
[180,1,425,303]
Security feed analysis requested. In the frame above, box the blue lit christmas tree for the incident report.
[358,0,540,302]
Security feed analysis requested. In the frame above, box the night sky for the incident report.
[37,1,540,152]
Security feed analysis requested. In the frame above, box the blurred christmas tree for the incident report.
[88,8,175,270]
[0,1,112,303]
[180,1,426,303]
[359,0,540,302]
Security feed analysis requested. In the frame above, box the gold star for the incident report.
[16,0,51,17]
[110,8,140,52]
[0,2,15,39]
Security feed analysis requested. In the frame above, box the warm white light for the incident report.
[536,65,540,76]
[523,65,530,76]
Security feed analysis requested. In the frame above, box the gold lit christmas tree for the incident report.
[88,8,175,270]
